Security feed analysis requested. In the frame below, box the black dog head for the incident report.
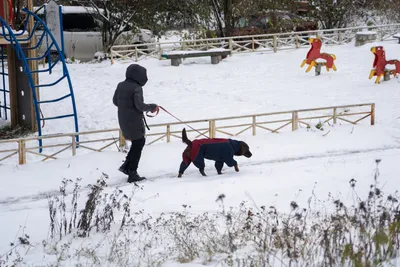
[235,141,252,158]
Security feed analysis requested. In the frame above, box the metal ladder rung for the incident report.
[30,57,61,73]
[38,94,71,104]
[35,75,66,88]
[40,114,75,121]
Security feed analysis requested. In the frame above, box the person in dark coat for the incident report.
[113,64,158,183]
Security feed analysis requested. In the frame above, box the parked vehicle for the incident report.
[34,6,156,62]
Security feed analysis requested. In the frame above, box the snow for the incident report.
[0,28,25,35]
[34,5,103,14]
[356,31,377,35]
[163,48,230,55]
[0,118,8,128]
[393,33,400,38]
[2,38,400,265]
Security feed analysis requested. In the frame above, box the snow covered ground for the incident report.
[1,38,400,265]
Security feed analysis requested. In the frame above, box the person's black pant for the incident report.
[126,137,146,172]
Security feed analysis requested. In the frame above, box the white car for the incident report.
[34,5,156,62]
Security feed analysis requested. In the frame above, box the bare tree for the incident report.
[308,0,356,29]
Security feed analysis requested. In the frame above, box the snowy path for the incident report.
[2,146,400,256]
[1,144,400,206]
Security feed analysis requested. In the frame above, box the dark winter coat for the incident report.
[179,138,242,174]
[113,64,157,141]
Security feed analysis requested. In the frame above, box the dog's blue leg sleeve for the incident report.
[179,161,190,175]
[224,157,238,168]
[215,161,224,174]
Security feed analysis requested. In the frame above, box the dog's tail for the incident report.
[182,128,192,146]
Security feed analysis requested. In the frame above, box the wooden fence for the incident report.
[110,24,400,62]
[0,103,375,165]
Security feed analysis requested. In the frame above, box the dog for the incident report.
[178,128,252,177]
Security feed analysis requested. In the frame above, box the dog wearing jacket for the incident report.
[178,128,252,177]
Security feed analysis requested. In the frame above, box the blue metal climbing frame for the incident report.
[0,8,79,151]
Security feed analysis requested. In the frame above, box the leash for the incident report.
[146,106,210,139]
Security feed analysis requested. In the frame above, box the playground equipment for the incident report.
[300,37,337,76]
[0,0,79,151]
[369,46,400,84]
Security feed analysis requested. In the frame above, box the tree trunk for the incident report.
[224,0,233,37]
[211,0,224,37]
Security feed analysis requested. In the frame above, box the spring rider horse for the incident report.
[301,37,337,76]
[369,46,400,84]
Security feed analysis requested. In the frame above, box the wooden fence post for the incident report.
[252,116,256,136]
[292,111,298,131]
[72,135,77,156]
[295,35,299,48]
[371,104,375,125]
[158,43,162,59]
[110,50,114,65]
[252,37,255,51]
[135,47,138,62]
[229,38,233,53]
[119,129,126,150]
[167,125,171,143]
[273,36,278,53]
[18,140,26,165]
[209,120,216,138]
[333,107,337,124]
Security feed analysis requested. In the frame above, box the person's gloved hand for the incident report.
[151,105,159,113]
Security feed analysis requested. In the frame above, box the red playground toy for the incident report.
[301,37,337,74]
[369,46,400,84]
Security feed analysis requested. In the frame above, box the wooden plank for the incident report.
[42,145,72,161]
[235,125,252,136]
[323,117,333,124]
[274,121,292,132]
[28,0,39,132]
[354,114,371,123]
[336,112,371,117]
[162,50,231,59]
[7,45,18,128]
[298,121,310,127]
[216,123,252,130]
[77,138,116,145]
[257,119,292,125]
[18,140,26,164]
[371,104,375,125]
[0,148,19,153]
[337,117,356,124]
[256,124,277,133]
[0,36,30,45]
[0,151,18,162]
[98,140,118,152]
[27,150,57,160]
[147,134,167,145]
[26,142,72,150]
[194,130,209,139]
[78,144,100,152]
[215,129,234,136]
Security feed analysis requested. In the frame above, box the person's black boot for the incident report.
[118,160,129,175]
[127,171,146,183]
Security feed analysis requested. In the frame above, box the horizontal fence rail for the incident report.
[0,103,375,165]
[110,24,400,62]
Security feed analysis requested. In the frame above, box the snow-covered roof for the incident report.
[34,5,104,15]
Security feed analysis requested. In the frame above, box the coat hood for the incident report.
[125,64,148,86]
